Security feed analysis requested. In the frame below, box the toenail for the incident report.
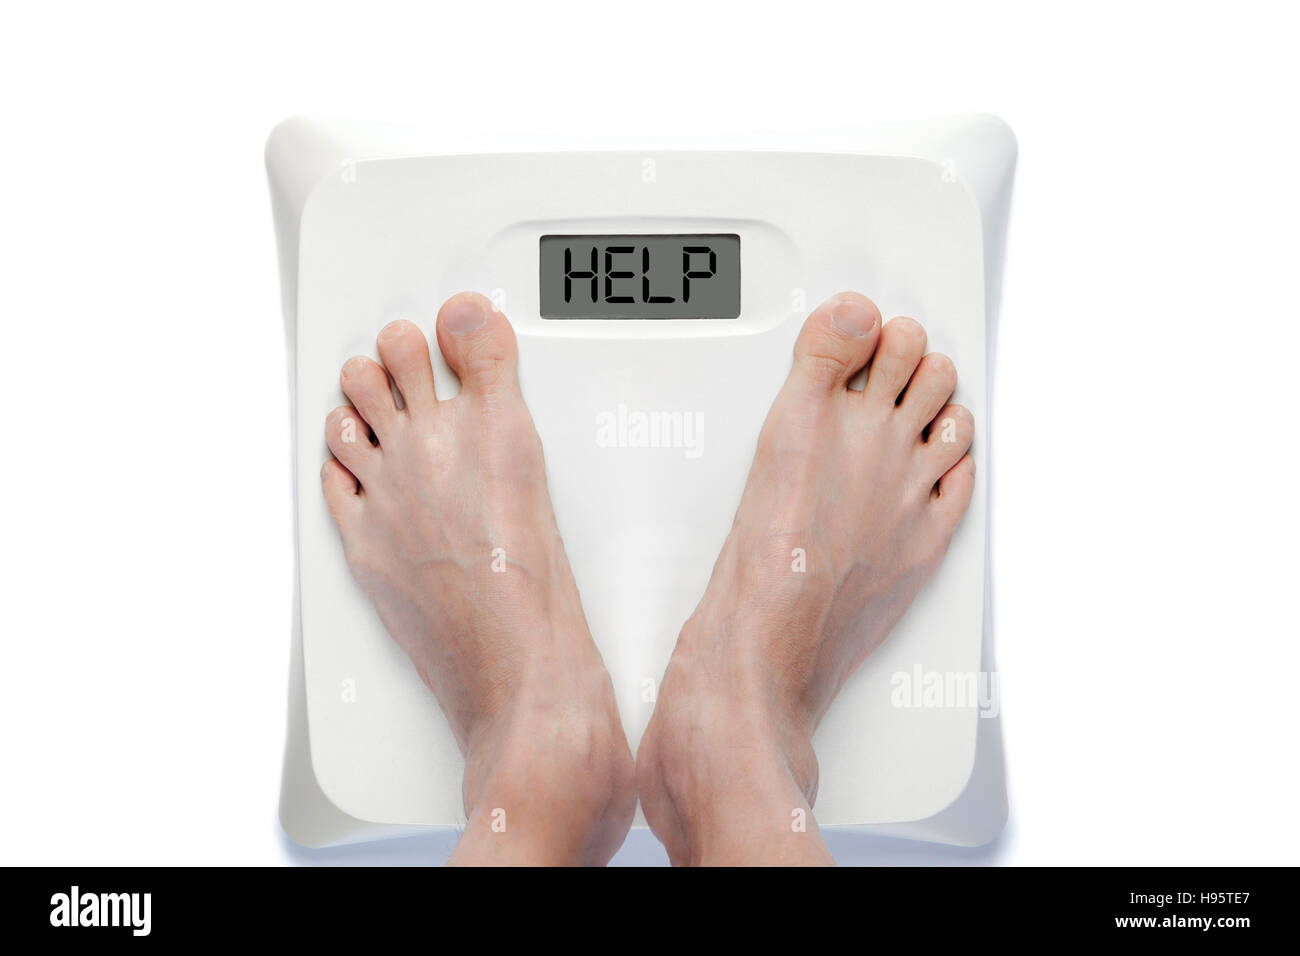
[443,297,487,334]
[830,299,877,337]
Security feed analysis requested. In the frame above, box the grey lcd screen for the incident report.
[540,234,741,319]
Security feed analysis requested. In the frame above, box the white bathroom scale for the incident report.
[267,115,1016,848]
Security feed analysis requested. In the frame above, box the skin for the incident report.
[321,290,974,866]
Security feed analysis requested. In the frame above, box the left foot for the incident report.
[321,292,636,865]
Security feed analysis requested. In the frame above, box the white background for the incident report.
[2,1,1297,866]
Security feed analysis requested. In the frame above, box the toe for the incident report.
[326,404,379,481]
[340,356,398,437]
[790,292,882,391]
[922,404,974,483]
[434,292,519,396]
[377,320,437,414]
[320,458,362,525]
[863,316,927,407]
[932,453,976,522]
[899,352,957,430]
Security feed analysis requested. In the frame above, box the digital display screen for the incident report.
[540,234,740,319]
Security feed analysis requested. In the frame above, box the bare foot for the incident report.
[321,292,635,865]
[637,292,976,865]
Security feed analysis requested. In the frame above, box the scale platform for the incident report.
[268,115,1016,849]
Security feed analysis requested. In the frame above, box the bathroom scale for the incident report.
[267,114,1016,848]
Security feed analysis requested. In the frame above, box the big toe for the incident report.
[790,292,882,391]
[434,292,519,396]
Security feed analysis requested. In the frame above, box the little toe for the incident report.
[789,292,882,392]
[863,316,927,408]
[377,319,438,415]
[320,457,363,526]
[932,453,976,524]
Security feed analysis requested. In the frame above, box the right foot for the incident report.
[637,293,976,865]
[321,292,635,865]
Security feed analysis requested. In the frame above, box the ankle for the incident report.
[640,710,822,865]
[638,630,823,864]
[460,677,636,864]
[673,609,821,781]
